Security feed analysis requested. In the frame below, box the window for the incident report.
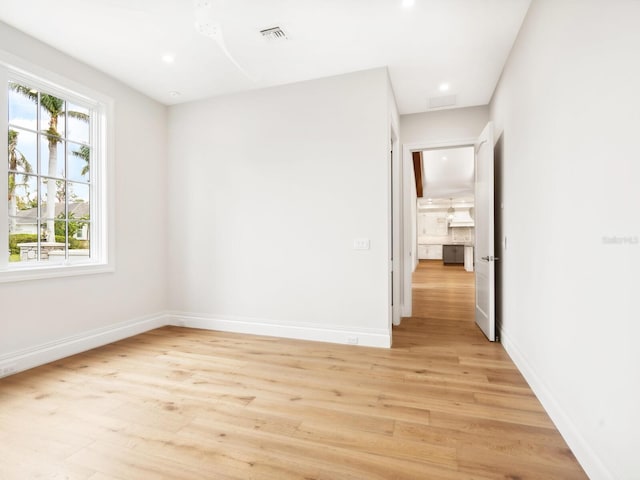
[1,60,112,281]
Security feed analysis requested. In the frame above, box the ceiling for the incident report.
[0,0,531,114]
[420,146,474,203]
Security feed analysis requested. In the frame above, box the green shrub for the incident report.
[9,233,81,254]
[8,234,38,254]
[75,240,89,249]
[57,235,81,250]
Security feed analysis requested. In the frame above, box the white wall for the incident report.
[490,1,640,478]
[167,68,393,347]
[0,22,168,360]
[388,73,403,326]
[401,105,489,145]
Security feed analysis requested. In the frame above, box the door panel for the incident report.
[474,122,496,341]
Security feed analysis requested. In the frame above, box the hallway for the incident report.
[392,260,587,478]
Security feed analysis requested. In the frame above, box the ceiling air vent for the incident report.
[260,26,288,42]
[429,94,457,109]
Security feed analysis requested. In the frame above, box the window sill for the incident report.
[0,261,114,283]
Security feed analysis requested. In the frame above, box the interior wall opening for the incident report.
[411,145,476,322]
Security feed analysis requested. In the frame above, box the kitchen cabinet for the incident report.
[418,213,448,236]
[418,244,443,260]
[429,216,449,236]
[425,245,443,260]
[443,245,465,265]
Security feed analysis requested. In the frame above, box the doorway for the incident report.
[401,139,477,317]
[413,145,476,321]
[400,122,497,341]
[415,146,475,264]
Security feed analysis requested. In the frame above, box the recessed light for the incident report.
[439,83,450,92]
[161,53,175,64]
[168,91,181,97]
[441,156,448,161]
[402,0,415,7]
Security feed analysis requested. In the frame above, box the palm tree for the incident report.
[9,84,89,241]
[8,129,33,232]
[71,144,90,177]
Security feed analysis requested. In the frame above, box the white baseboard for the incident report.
[168,312,391,348]
[0,311,391,379]
[501,329,612,480]
[0,312,169,378]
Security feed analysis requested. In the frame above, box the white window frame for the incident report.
[0,52,114,282]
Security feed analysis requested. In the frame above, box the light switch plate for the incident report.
[353,238,370,250]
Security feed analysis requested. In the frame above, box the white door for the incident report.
[474,122,496,341]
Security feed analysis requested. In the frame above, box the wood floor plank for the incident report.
[0,260,587,479]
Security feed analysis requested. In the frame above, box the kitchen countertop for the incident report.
[418,242,474,247]
[444,243,474,247]
[417,236,474,247]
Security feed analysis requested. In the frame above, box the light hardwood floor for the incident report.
[0,260,587,479]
